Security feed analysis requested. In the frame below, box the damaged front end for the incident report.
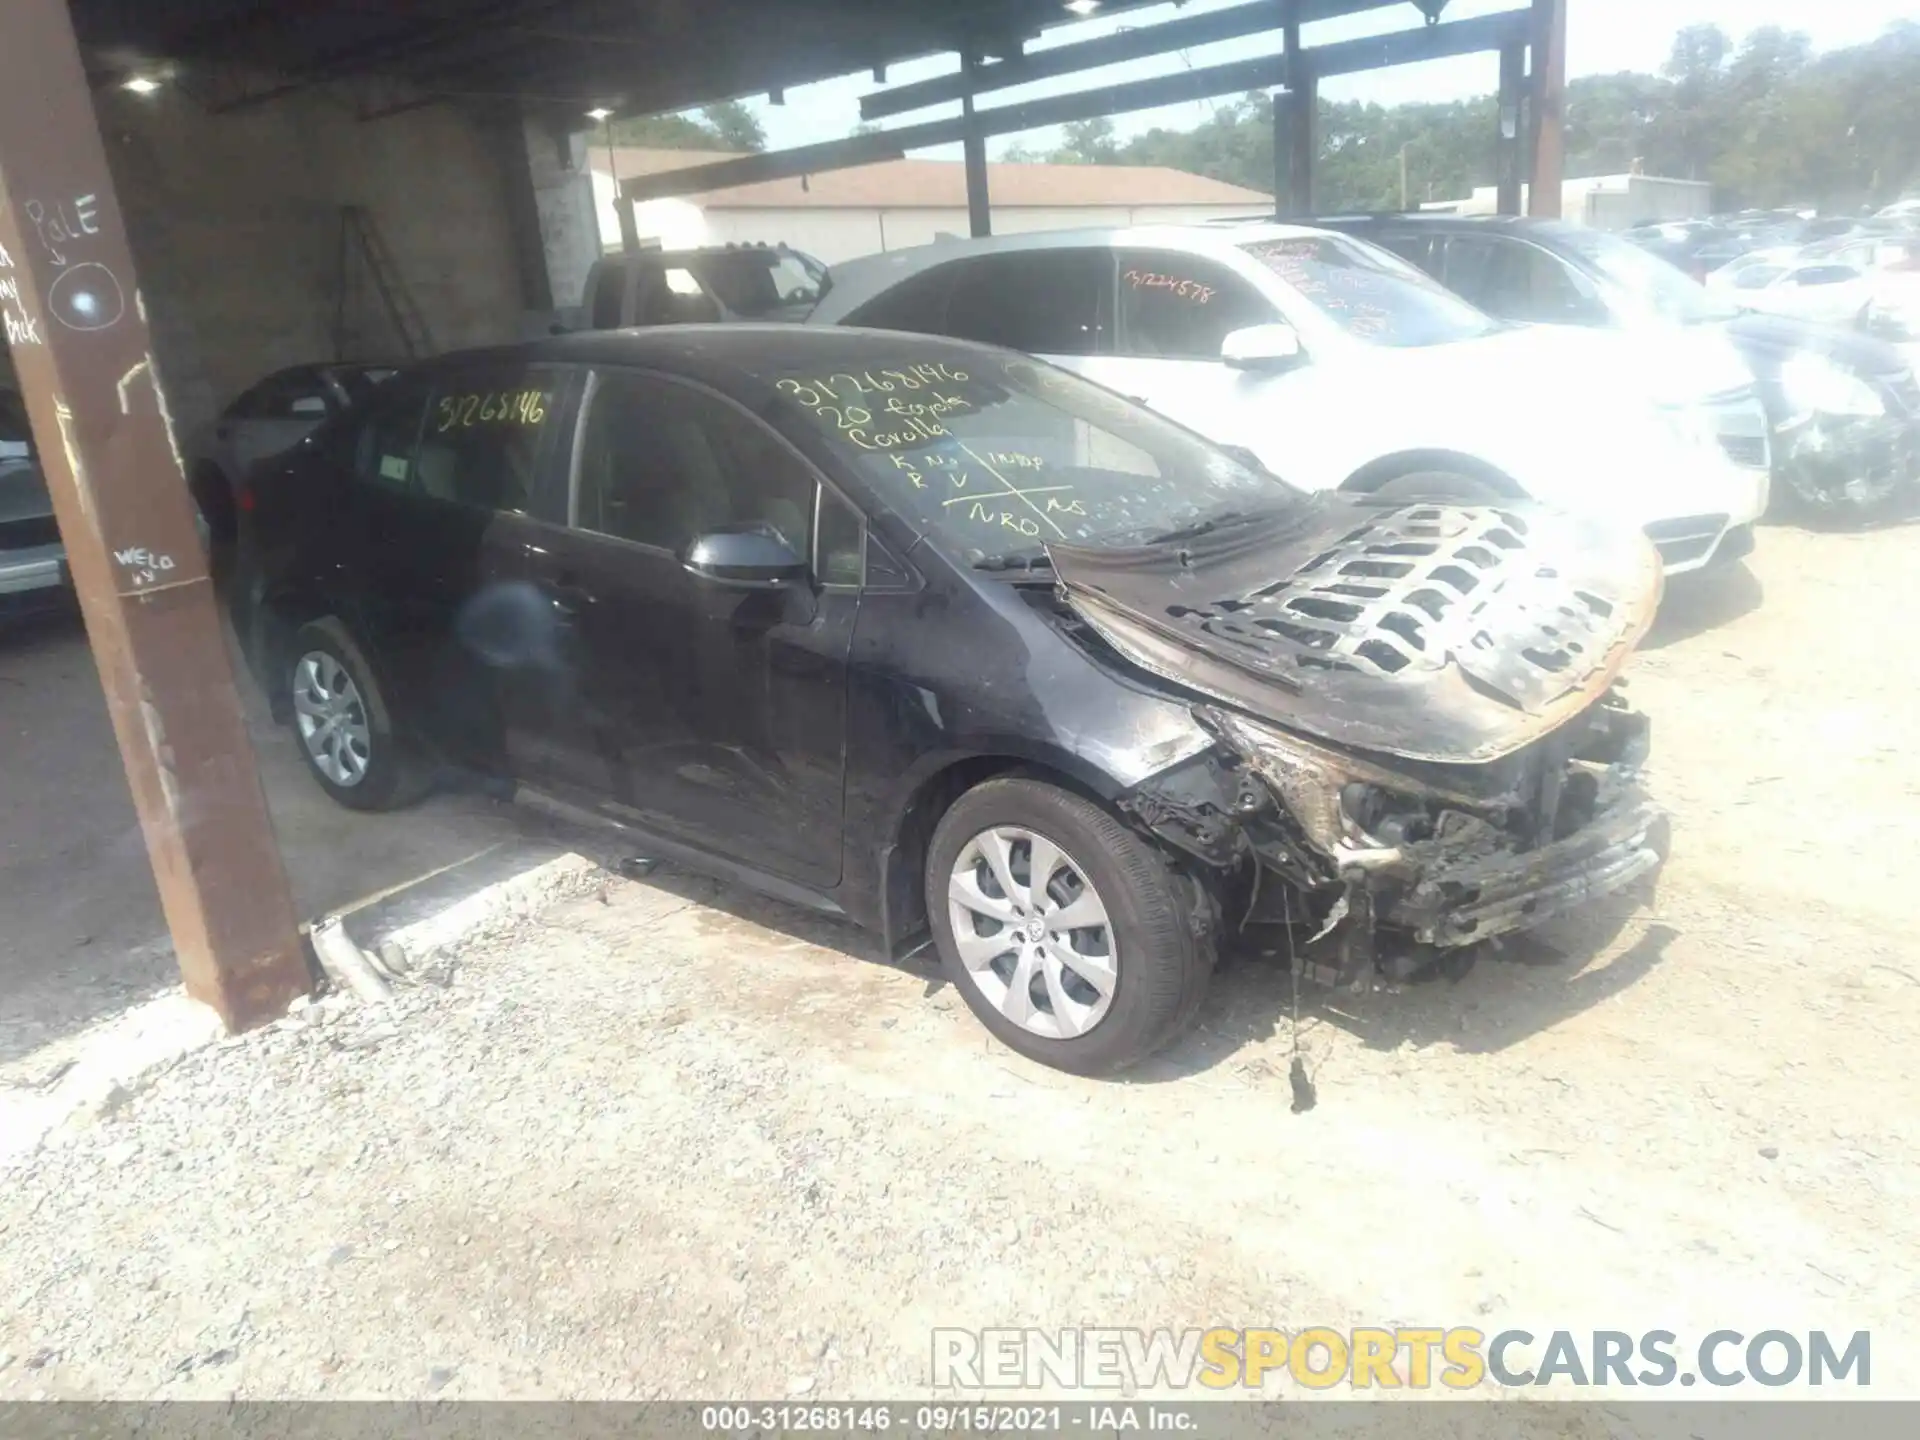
[1062,499,1670,982]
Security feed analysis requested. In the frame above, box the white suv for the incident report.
[809,224,1770,574]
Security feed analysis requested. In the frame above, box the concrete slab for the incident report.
[0,605,578,1068]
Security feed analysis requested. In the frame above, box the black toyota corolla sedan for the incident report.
[234,327,1666,1073]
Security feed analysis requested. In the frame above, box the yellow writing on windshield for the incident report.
[434,389,548,432]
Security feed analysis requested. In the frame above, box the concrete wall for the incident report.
[80,84,539,433]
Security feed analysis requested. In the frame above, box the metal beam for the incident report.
[1527,0,1567,217]
[1496,40,1525,215]
[623,9,1525,205]
[961,46,991,238]
[0,0,308,1031]
[861,0,1397,122]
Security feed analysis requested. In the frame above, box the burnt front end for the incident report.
[1203,700,1666,972]
[1058,498,1669,980]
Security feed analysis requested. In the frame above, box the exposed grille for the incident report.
[0,516,60,551]
[1163,505,1629,707]
[1719,433,1769,469]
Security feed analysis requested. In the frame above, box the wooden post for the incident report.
[0,0,309,1030]
[1527,0,1567,217]
[961,45,991,238]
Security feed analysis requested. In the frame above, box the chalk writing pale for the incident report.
[434,390,550,432]
[0,239,14,268]
[1124,270,1217,304]
[4,306,43,347]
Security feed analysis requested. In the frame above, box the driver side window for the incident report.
[572,371,815,561]
[1114,250,1276,360]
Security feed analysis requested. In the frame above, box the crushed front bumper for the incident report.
[1386,796,1669,946]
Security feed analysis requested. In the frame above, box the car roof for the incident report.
[812,220,1335,320]
[1312,212,1589,240]
[414,324,1012,388]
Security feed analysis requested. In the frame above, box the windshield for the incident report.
[690,250,825,317]
[1238,234,1496,347]
[1554,227,1737,323]
[768,346,1304,564]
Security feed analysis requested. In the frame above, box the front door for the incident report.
[1074,248,1292,445]
[516,367,857,889]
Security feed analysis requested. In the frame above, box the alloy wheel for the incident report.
[293,651,372,788]
[946,825,1118,1040]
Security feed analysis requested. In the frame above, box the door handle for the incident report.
[545,580,595,617]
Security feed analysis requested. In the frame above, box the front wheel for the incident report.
[927,777,1212,1075]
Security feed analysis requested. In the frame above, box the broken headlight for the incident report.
[1340,782,1435,847]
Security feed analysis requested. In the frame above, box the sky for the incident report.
[734,0,1914,161]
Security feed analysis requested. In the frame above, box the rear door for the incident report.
[944,248,1114,370]
[341,361,572,772]
[509,366,858,888]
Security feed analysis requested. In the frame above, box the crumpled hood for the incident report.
[1050,497,1661,765]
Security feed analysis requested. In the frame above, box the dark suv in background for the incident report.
[1317,214,1920,521]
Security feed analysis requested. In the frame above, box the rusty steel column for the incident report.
[1496,40,1526,216]
[1527,0,1568,217]
[0,0,308,1030]
[1273,0,1314,217]
[960,45,992,239]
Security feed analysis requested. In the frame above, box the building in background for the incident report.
[587,148,1273,263]
[1421,172,1713,229]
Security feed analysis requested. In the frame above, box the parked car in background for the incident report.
[809,224,1768,574]
[187,363,396,545]
[235,327,1668,1073]
[579,242,829,331]
[0,388,69,618]
[1706,255,1874,327]
[1317,214,1920,521]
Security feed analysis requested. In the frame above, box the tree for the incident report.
[1014,23,1920,214]
[606,100,766,152]
[702,100,767,153]
[1051,117,1120,164]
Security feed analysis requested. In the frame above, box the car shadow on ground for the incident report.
[609,850,1677,1088]
[1125,876,1676,1087]
[1643,560,1765,649]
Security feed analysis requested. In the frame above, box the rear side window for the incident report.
[843,263,959,334]
[945,250,1112,355]
[232,370,332,421]
[1791,265,1858,287]
[352,377,431,491]
[414,367,561,513]
[1114,250,1278,360]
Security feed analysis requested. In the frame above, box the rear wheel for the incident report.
[927,777,1211,1075]
[289,619,425,811]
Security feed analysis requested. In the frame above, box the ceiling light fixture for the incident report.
[586,106,614,121]
[1064,0,1102,14]
[121,75,163,94]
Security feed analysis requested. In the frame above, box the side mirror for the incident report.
[681,525,808,589]
[1221,323,1304,373]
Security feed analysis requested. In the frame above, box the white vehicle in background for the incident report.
[1708,255,1875,326]
[810,223,1769,575]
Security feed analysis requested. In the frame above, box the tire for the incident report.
[1367,470,1504,503]
[288,618,426,811]
[926,776,1212,1075]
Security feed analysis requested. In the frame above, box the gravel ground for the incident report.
[1,523,1916,1404]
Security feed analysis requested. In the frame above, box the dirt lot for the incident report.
[1,523,1916,1404]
